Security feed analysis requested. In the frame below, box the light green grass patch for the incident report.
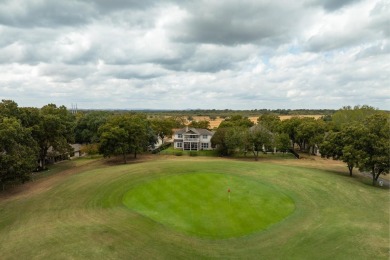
[123,173,295,238]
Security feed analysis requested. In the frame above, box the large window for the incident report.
[191,142,198,150]
[201,143,209,149]
[178,134,183,138]
[202,135,208,139]
[177,142,182,148]
[184,142,198,150]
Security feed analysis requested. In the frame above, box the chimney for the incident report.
[185,126,188,132]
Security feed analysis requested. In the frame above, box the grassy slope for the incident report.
[0,156,388,259]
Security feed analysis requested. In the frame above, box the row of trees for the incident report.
[210,107,389,186]
[210,114,323,159]
[1,100,388,187]
[0,100,183,188]
[321,113,389,185]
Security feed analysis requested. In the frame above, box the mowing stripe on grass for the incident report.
[123,173,295,239]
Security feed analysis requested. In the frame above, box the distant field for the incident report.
[190,115,323,128]
[0,156,388,259]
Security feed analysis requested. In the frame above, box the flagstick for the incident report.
[229,192,230,204]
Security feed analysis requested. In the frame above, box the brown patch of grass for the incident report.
[188,115,324,129]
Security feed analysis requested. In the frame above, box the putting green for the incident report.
[123,173,295,238]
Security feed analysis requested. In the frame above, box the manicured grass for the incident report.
[123,173,294,238]
[0,157,388,259]
[159,146,296,159]
[159,147,218,156]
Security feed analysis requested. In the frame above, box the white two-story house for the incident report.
[173,127,214,151]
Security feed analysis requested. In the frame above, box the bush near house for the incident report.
[151,142,171,154]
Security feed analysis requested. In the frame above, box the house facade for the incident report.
[173,127,214,151]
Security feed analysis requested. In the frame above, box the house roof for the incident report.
[174,127,214,136]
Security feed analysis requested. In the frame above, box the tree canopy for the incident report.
[99,114,157,163]
[0,117,38,188]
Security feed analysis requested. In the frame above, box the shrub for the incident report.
[175,151,183,156]
[189,151,198,157]
[152,142,172,154]
[81,143,99,156]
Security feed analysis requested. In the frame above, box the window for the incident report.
[178,134,183,138]
[202,135,208,139]
[201,143,209,149]
[191,143,198,150]
[177,142,182,148]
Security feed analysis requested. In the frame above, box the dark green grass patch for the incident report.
[123,173,295,238]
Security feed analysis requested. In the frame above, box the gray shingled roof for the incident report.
[174,127,214,136]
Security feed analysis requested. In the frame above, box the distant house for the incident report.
[173,127,214,151]
[45,144,83,164]
[70,144,83,158]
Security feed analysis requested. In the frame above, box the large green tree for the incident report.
[99,114,157,163]
[248,125,273,161]
[210,127,230,156]
[257,114,281,133]
[32,104,75,170]
[321,128,363,176]
[225,126,250,156]
[357,114,390,185]
[331,105,378,130]
[274,133,291,153]
[211,115,254,156]
[0,117,38,189]
[75,111,110,143]
[280,117,302,149]
[321,113,389,184]
[295,118,326,154]
[150,117,178,144]
[0,100,22,119]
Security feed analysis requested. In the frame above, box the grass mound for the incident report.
[123,173,294,238]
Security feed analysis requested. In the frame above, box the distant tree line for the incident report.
[81,108,338,118]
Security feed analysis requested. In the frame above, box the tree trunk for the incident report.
[39,145,49,170]
[347,165,353,177]
[123,152,127,164]
[134,150,137,159]
[374,170,383,186]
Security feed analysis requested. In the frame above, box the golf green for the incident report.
[123,173,295,238]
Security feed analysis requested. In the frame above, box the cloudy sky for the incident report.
[0,0,389,110]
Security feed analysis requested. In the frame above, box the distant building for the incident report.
[173,127,214,151]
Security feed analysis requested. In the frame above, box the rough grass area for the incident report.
[0,157,388,259]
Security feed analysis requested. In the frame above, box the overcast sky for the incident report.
[0,0,389,110]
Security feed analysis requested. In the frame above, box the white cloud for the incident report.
[0,0,388,110]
